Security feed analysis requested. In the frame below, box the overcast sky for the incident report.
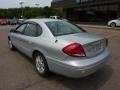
[0,0,53,8]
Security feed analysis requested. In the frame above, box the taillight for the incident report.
[63,43,86,57]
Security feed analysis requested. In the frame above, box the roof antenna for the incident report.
[55,37,58,43]
[55,39,58,43]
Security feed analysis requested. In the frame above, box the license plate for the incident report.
[85,40,105,56]
[94,41,102,52]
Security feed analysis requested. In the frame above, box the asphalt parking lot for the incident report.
[0,25,120,90]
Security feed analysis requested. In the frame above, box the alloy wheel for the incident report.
[35,55,45,73]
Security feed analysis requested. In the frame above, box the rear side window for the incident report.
[24,23,42,37]
[24,24,37,37]
[37,25,42,36]
[50,17,55,19]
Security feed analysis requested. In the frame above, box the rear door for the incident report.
[18,23,42,57]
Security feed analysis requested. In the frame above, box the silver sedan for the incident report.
[8,19,111,78]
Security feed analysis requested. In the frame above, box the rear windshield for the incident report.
[46,21,86,36]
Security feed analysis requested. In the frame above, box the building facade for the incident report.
[51,0,120,22]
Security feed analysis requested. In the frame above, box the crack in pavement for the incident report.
[18,79,45,90]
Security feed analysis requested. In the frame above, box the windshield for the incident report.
[46,21,86,36]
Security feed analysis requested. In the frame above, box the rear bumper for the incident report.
[47,48,111,78]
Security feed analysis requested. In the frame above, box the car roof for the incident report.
[25,18,61,23]
[50,16,59,17]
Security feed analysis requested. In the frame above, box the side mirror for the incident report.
[10,29,16,33]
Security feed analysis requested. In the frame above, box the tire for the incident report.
[110,22,116,27]
[8,39,15,50]
[34,52,49,77]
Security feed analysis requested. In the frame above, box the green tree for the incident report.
[0,7,63,19]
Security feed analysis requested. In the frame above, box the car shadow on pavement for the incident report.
[46,65,113,90]
[16,50,113,90]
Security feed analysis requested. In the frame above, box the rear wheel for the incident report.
[110,22,116,27]
[8,39,15,50]
[34,52,49,77]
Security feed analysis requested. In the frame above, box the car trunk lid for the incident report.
[57,33,106,57]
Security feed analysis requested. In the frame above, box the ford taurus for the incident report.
[8,19,111,78]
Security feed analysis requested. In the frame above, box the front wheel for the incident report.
[34,52,50,77]
[110,22,116,27]
[8,39,15,50]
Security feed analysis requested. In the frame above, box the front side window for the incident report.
[16,24,27,34]
[46,21,86,36]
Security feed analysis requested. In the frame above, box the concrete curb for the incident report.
[77,24,120,30]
